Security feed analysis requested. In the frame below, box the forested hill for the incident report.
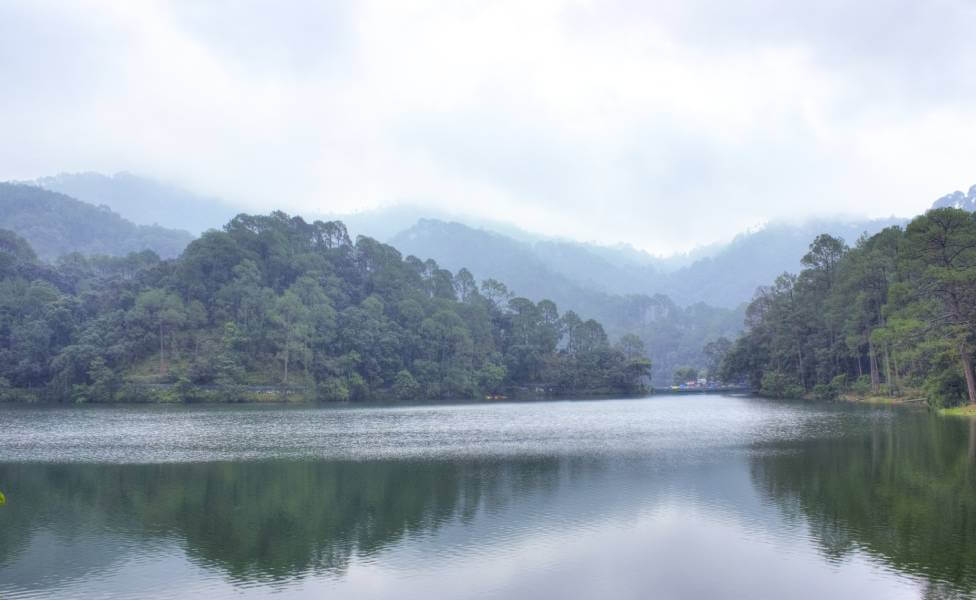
[392,217,903,308]
[0,183,193,260]
[391,219,744,384]
[0,212,650,403]
[720,202,976,409]
[33,172,238,235]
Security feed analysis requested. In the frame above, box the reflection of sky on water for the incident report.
[0,396,965,599]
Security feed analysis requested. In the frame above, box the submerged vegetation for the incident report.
[0,212,650,403]
[721,206,976,409]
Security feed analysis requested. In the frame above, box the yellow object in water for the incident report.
[0,491,5,506]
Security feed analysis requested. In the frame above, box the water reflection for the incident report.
[0,457,627,598]
[751,411,976,595]
[1,400,975,599]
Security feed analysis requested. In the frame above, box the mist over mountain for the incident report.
[33,172,238,235]
[391,215,905,309]
[659,217,906,306]
[0,183,193,260]
[2,170,942,384]
[390,219,744,383]
[319,205,545,246]
[932,184,976,212]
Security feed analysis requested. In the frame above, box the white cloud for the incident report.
[1,0,974,253]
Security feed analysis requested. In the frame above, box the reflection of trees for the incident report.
[0,458,571,582]
[751,414,976,594]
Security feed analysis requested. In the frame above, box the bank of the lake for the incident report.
[0,382,650,404]
[940,404,976,416]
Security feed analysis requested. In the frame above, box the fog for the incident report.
[1,0,974,253]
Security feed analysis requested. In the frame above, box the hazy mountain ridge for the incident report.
[932,184,976,212]
[0,183,193,261]
[392,215,906,309]
[391,219,744,383]
[32,172,238,235]
[659,217,906,306]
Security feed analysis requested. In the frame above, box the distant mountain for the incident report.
[932,184,976,212]
[391,219,744,384]
[0,183,193,260]
[392,216,905,309]
[320,204,545,245]
[33,172,238,235]
[660,217,905,307]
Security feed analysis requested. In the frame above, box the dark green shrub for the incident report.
[923,369,967,408]
[760,371,804,399]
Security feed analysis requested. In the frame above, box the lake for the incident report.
[1,395,974,599]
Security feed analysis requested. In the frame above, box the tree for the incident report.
[901,208,976,404]
[130,289,185,374]
[392,370,420,401]
[703,337,732,378]
[673,367,699,386]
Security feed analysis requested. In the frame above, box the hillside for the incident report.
[34,172,238,235]
[391,219,744,383]
[392,216,906,309]
[0,212,649,402]
[0,183,194,260]
[659,217,905,306]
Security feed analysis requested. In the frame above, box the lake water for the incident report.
[1,395,974,599]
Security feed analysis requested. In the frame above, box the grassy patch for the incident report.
[939,404,976,417]
[838,393,923,405]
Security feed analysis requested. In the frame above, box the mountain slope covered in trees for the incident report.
[720,202,976,409]
[0,212,650,403]
[0,183,194,260]
[391,219,744,384]
[33,172,238,235]
[392,216,904,308]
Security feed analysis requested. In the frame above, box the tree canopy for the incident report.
[721,207,976,407]
[0,211,650,402]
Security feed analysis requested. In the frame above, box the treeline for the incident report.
[0,212,650,402]
[720,207,976,408]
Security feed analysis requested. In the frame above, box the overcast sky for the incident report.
[2,0,975,253]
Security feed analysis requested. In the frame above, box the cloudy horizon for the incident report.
[2,0,974,254]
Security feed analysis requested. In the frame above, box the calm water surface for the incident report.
[1,395,974,599]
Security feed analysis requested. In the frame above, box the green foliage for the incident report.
[0,183,192,260]
[850,375,872,396]
[923,369,967,409]
[390,219,745,385]
[721,208,976,407]
[318,378,350,402]
[760,371,804,399]
[811,383,838,402]
[392,370,420,401]
[673,367,698,385]
[0,213,650,402]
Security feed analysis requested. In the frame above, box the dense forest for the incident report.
[0,183,193,260]
[720,206,976,408]
[0,211,650,403]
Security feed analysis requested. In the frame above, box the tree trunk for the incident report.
[883,345,893,395]
[958,342,976,405]
[283,346,289,385]
[869,340,880,394]
[891,348,901,390]
[969,418,975,464]
[159,322,165,374]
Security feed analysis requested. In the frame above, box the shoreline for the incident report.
[0,385,652,405]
